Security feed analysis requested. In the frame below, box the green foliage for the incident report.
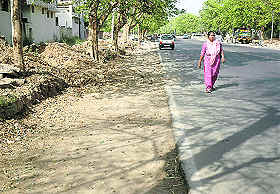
[74,0,178,34]
[74,0,117,29]
[41,0,55,3]
[139,0,178,32]
[0,95,17,107]
[60,36,85,46]
[199,0,280,35]
[157,13,201,34]
[101,14,113,33]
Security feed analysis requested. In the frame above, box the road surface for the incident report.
[159,39,280,194]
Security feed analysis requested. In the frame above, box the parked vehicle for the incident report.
[159,34,175,50]
[191,33,205,40]
[238,29,252,44]
[183,34,190,39]
[233,28,252,44]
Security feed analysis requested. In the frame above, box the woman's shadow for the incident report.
[215,83,239,91]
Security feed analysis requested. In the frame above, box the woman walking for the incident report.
[198,31,225,93]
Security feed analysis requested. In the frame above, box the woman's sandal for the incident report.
[205,88,212,93]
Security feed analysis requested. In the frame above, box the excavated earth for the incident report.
[0,40,189,194]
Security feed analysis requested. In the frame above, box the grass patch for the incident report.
[0,95,17,107]
[0,95,19,119]
[60,36,85,46]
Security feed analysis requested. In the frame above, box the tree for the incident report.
[110,0,177,48]
[135,0,178,40]
[75,0,177,57]
[199,0,280,38]
[11,0,57,71]
[169,13,201,34]
[75,0,118,61]
[259,0,280,40]
[11,0,24,70]
[111,0,131,51]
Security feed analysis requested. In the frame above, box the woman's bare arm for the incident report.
[198,55,204,68]
[221,50,225,63]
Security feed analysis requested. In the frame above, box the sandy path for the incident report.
[0,45,188,194]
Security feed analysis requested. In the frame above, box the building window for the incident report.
[56,17,58,26]
[47,11,49,18]
[42,8,44,14]
[31,6,34,13]
[1,0,9,12]
[74,17,79,24]
[29,28,32,39]
[51,12,53,18]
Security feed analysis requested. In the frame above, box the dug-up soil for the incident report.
[0,41,188,194]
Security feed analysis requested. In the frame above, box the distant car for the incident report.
[183,34,190,39]
[191,33,205,39]
[159,34,175,50]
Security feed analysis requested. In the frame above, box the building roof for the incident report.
[25,0,57,11]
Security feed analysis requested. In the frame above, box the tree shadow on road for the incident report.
[182,106,280,173]
[175,89,280,193]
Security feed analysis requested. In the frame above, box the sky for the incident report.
[176,0,206,15]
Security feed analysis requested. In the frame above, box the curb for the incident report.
[157,49,192,193]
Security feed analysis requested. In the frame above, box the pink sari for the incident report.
[200,40,222,90]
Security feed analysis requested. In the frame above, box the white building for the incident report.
[23,0,60,43]
[56,0,86,39]
[0,0,12,44]
[0,0,86,45]
[0,0,60,44]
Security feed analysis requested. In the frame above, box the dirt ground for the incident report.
[0,43,188,194]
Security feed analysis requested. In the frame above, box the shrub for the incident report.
[60,36,84,46]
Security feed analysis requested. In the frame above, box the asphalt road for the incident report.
[159,39,280,194]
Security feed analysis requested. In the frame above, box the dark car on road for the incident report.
[159,34,175,50]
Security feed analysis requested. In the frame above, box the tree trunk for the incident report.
[121,24,130,42]
[112,12,118,51]
[270,11,274,41]
[261,26,265,40]
[111,10,115,42]
[113,12,127,52]
[91,21,99,61]
[143,29,147,40]
[113,28,119,52]
[89,7,99,61]
[88,24,92,41]
[138,24,142,45]
[12,0,24,70]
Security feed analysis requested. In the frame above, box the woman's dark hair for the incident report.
[207,31,215,37]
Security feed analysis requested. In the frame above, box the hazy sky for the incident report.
[176,0,206,15]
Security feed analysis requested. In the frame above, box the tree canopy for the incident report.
[200,0,280,36]
[159,0,280,38]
